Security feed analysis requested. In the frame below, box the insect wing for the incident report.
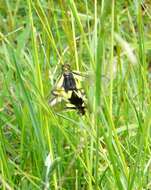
[49,92,72,112]
[54,75,64,89]
[49,90,72,106]
[68,90,85,115]
[49,96,62,106]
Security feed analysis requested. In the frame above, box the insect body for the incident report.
[62,71,77,92]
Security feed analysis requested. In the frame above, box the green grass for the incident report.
[0,0,151,189]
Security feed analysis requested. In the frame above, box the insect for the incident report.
[49,64,86,115]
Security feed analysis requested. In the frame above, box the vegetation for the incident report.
[0,0,151,189]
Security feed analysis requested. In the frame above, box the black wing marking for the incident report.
[68,91,85,115]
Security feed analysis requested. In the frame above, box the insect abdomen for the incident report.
[63,73,76,92]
